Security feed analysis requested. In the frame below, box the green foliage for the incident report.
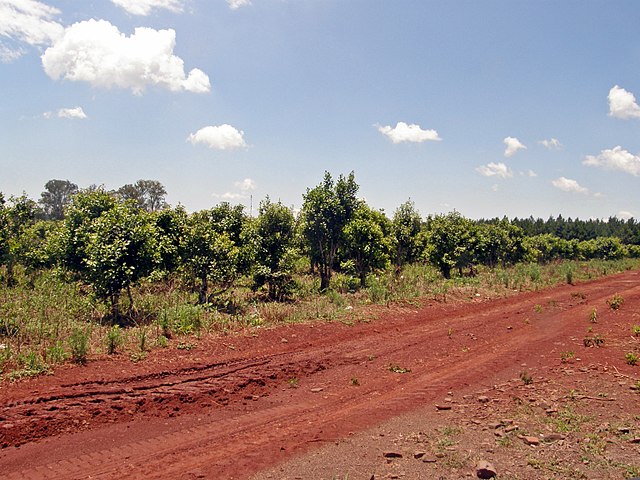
[343,203,392,287]
[105,325,122,354]
[181,208,242,304]
[116,179,168,212]
[425,211,477,278]
[300,171,359,290]
[625,352,638,366]
[39,179,78,220]
[607,293,624,310]
[252,198,297,300]
[69,326,90,364]
[391,200,424,267]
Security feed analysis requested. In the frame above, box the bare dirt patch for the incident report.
[1,270,639,479]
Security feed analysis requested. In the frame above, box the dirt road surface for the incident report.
[1,270,639,479]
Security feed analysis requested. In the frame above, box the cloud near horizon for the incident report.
[608,85,640,119]
[377,122,441,144]
[188,124,247,150]
[110,0,185,16]
[583,146,640,176]
[41,19,210,95]
[503,136,526,157]
[476,162,513,179]
[234,178,256,191]
[551,177,588,194]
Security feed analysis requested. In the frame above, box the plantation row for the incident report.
[1,172,639,322]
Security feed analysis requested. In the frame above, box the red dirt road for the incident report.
[1,270,639,479]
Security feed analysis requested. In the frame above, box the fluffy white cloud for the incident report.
[41,19,210,94]
[617,210,634,220]
[551,177,588,194]
[539,138,562,149]
[503,136,526,157]
[0,0,63,60]
[476,162,513,178]
[526,169,537,177]
[583,146,640,176]
[227,0,252,10]
[111,0,185,16]
[44,106,87,119]
[234,178,256,191]
[377,122,441,144]
[608,85,640,119]
[188,124,247,150]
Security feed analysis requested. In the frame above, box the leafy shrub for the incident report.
[69,327,90,364]
[105,325,122,355]
[607,293,624,310]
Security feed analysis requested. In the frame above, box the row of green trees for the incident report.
[2,172,639,322]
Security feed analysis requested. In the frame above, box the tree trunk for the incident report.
[126,285,134,315]
[198,274,208,304]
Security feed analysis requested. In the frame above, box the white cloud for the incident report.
[491,184,499,192]
[0,0,63,60]
[44,106,87,119]
[41,19,210,95]
[377,121,441,144]
[539,138,562,149]
[526,169,537,177]
[188,124,247,150]
[608,85,640,119]
[111,0,185,16]
[551,177,588,194]
[583,146,640,176]
[234,178,256,191]
[617,210,634,220]
[503,136,526,157]
[212,191,247,200]
[476,162,513,178]
[59,107,87,119]
[227,0,252,10]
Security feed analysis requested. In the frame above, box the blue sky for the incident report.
[1,0,639,220]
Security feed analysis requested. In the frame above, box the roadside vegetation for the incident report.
[2,172,640,380]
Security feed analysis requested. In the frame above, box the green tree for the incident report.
[391,200,424,269]
[153,205,188,273]
[252,198,297,300]
[476,221,525,268]
[39,179,78,220]
[58,189,158,320]
[181,209,241,304]
[425,211,478,279]
[300,171,359,290]
[343,203,392,287]
[117,180,168,212]
[0,194,39,285]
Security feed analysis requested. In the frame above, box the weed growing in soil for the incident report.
[388,364,411,374]
[632,325,640,337]
[583,333,605,347]
[69,327,90,364]
[520,370,533,384]
[625,352,638,366]
[607,293,624,310]
[589,308,598,323]
[105,325,122,355]
[560,351,576,363]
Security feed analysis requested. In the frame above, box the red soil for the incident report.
[1,270,639,479]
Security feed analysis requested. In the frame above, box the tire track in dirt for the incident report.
[1,270,638,479]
